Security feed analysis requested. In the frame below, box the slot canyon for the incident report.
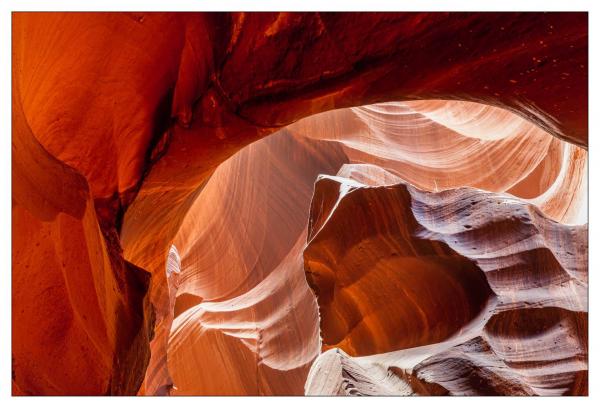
[11,12,588,396]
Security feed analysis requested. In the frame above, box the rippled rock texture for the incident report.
[164,134,346,395]
[304,166,587,396]
[12,12,587,395]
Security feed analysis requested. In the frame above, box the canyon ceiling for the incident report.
[11,12,588,396]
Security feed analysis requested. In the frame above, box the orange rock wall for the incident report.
[305,167,587,395]
[12,12,588,395]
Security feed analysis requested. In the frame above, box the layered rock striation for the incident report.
[304,165,587,396]
[12,12,588,395]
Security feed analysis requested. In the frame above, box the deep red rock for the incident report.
[11,12,588,395]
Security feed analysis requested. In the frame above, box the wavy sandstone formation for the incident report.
[147,100,586,395]
[12,12,587,395]
[304,166,587,396]
[162,133,347,395]
[288,101,587,225]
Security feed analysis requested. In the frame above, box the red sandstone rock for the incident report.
[288,101,587,224]
[165,133,346,395]
[150,102,585,394]
[12,85,154,396]
[11,12,588,396]
[304,166,587,395]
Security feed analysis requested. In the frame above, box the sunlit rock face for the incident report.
[163,133,347,395]
[304,166,587,396]
[137,101,586,396]
[288,101,587,225]
[12,11,587,396]
[139,245,181,395]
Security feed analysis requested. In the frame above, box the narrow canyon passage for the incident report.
[12,12,587,396]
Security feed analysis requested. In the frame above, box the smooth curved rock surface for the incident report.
[288,101,587,225]
[303,166,587,395]
[152,99,586,395]
[305,174,495,355]
[12,12,588,396]
[12,82,154,396]
[162,133,347,395]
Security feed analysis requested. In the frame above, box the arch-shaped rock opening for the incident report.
[11,12,587,396]
[135,100,587,395]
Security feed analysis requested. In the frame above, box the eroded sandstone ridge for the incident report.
[12,12,587,395]
[136,100,584,396]
[304,166,587,395]
[163,134,346,395]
